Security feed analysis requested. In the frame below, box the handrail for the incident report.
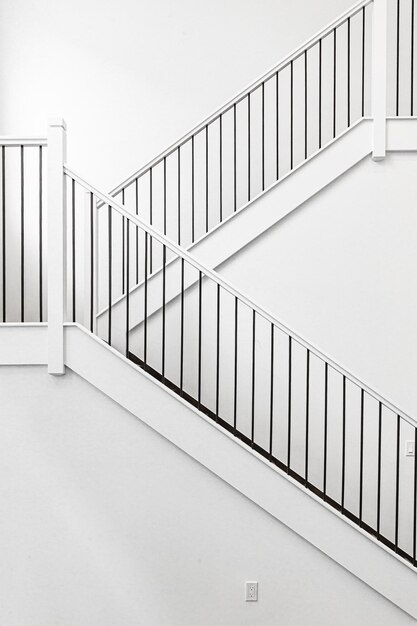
[0,137,47,146]
[65,162,417,431]
[104,0,373,202]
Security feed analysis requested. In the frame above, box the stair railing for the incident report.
[63,161,417,569]
[98,0,374,260]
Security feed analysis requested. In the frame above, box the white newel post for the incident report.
[47,118,67,375]
[372,0,387,160]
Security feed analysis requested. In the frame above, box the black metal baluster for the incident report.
[269,323,275,459]
[319,39,322,149]
[333,28,337,138]
[39,146,43,322]
[108,205,112,346]
[305,50,308,160]
[21,146,24,323]
[305,349,310,485]
[178,147,181,244]
[262,82,265,191]
[347,17,351,127]
[290,60,294,169]
[163,156,167,236]
[359,389,365,525]
[219,115,223,223]
[162,244,166,379]
[125,220,130,357]
[233,103,237,212]
[149,169,153,274]
[198,271,202,408]
[396,0,400,116]
[71,177,76,322]
[1,146,5,323]
[323,362,329,495]
[362,8,366,117]
[276,71,280,180]
[248,93,251,201]
[287,336,292,472]
[215,283,220,420]
[341,375,346,512]
[205,125,209,233]
[233,296,238,432]
[412,0,415,115]
[251,310,256,446]
[122,189,125,295]
[413,427,417,564]
[191,137,195,242]
[377,402,382,538]
[144,232,148,364]
[89,192,94,333]
[395,414,401,551]
[180,257,185,393]
[135,179,139,285]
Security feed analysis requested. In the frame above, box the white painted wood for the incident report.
[0,137,47,146]
[63,323,417,621]
[47,118,67,375]
[102,0,373,203]
[0,324,48,364]
[371,0,387,160]
[386,117,417,150]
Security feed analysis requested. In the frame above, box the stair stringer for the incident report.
[1,322,416,617]
[96,118,372,337]
[62,323,417,620]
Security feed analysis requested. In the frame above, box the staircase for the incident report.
[2,0,417,620]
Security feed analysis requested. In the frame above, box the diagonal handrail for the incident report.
[101,0,373,204]
[65,162,417,431]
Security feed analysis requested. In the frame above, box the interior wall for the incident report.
[0,0,353,190]
[0,363,414,626]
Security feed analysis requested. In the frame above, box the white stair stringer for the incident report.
[2,322,417,620]
[97,118,372,336]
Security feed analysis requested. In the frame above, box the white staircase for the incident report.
[2,0,417,621]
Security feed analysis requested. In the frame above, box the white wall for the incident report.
[0,0,353,190]
[0,363,414,626]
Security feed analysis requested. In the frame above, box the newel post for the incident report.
[47,118,67,375]
[371,0,387,160]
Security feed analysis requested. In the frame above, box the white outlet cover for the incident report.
[405,440,415,457]
[245,581,258,602]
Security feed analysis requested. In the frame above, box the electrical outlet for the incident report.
[405,440,415,457]
[245,581,258,602]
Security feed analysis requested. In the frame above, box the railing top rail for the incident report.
[0,137,47,147]
[65,161,417,431]
[106,0,373,200]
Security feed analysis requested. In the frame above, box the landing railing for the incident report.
[102,0,374,261]
[0,137,47,323]
[389,0,417,115]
